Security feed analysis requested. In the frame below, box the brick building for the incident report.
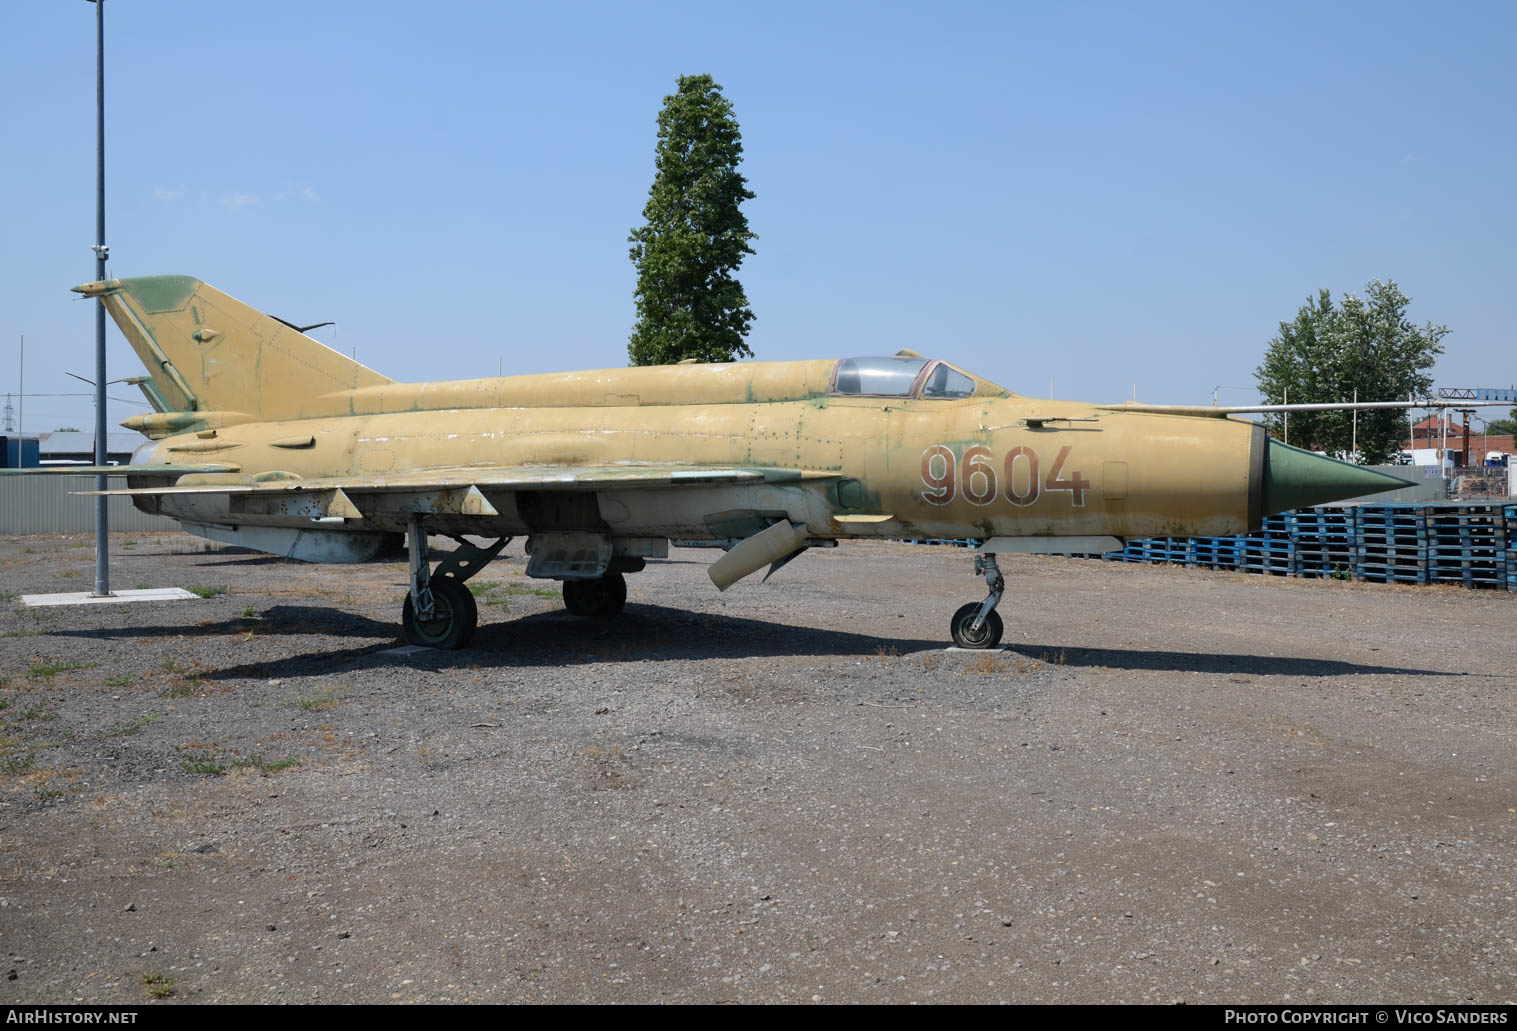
[1404,415,1513,467]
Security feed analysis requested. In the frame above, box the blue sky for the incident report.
[2,1,1513,434]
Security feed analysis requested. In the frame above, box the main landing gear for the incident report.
[401,519,642,648]
[402,516,509,649]
[402,578,477,650]
[950,551,1005,649]
[562,572,627,619]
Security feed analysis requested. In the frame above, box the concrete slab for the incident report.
[375,645,432,657]
[20,587,200,607]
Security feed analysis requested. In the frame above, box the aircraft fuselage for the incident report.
[128,366,1263,548]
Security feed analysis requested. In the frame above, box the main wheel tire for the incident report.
[562,572,628,618]
[950,602,1004,649]
[402,578,478,649]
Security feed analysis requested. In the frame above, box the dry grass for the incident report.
[158,676,202,698]
[577,741,633,789]
[291,685,348,711]
[961,651,1042,676]
[964,652,1005,675]
[17,765,82,801]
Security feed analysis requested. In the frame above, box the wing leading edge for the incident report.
[85,463,839,517]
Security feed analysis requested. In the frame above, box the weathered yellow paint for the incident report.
[71,275,1278,554]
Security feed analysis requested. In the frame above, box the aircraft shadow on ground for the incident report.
[465,604,946,666]
[1004,640,1449,678]
[182,554,310,568]
[48,602,944,678]
[46,603,1449,679]
[51,606,396,643]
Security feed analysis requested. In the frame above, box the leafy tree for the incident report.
[1255,280,1448,464]
[1484,414,1517,436]
[628,74,757,366]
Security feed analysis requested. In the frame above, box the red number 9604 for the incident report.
[919,444,1088,508]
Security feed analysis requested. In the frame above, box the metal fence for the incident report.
[1350,465,1450,504]
[0,475,177,534]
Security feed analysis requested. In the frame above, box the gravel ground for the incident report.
[0,530,1513,1004]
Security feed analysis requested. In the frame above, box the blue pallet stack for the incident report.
[1139,537,1194,565]
[1190,535,1240,570]
[1505,505,1517,593]
[1238,514,1295,575]
[1289,506,1357,579]
[1426,503,1505,587]
[1095,538,1138,562]
[933,499,1514,594]
[1354,503,1428,583]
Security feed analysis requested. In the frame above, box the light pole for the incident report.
[87,0,110,597]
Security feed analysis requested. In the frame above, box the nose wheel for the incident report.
[950,551,1005,649]
[951,602,1003,649]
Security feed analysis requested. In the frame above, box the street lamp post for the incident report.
[88,0,110,597]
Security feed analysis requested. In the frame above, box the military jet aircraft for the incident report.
[20,275,1413,649]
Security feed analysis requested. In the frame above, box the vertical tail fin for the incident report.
[73,275,391,420]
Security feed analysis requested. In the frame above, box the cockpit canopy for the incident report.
[830,357,984,399]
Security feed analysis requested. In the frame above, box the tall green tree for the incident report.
[1255,279,1448,464]
[628,74,757,366]
[1486,410,1517,436]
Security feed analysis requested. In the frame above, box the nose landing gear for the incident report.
[949,551,1005,649]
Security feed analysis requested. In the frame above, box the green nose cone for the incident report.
[1263,440,1417,514]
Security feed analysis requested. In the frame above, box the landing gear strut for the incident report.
[950,551,1005,649]
[402,515,509,649]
